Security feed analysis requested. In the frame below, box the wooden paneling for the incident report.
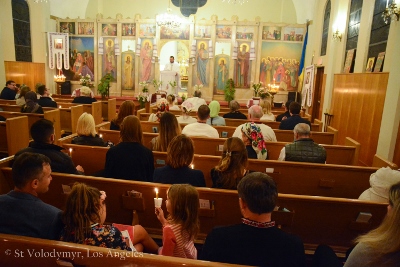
[331,73,388,166]
[392,121,400,168]
[4,61,45,90]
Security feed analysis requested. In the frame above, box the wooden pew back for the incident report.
[0,109,61,139]
[372,154,399,169]
[57,144,375,199]
[0,168,386,250]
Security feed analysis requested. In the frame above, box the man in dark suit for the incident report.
[0,152,63,240]
[37,85,57,108]
[276,100,292,122]
[279,101,311,130]
[200,172,306,267]
[0,80,18,100]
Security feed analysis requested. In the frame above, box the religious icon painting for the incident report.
[102,38,117,80]
[102,24,117,36]
[262,26,282,41]
[194,25,212,38]
[216,25,232,39]
[373,52,385,73]
[64,37,95,81]
[121,51,135,90]
[122,23,136,37]
[282,27,304,42]
[139,24,156,37]
[77,22,95,35]
[59,22,75,35]
[54,39,63,50]
[236,26,255,40]
[365,57,375,73]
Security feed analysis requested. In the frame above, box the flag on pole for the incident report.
[297,22,309,93]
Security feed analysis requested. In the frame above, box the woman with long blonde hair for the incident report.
[210,137,248,189]
[344,181,400,266]
[260,100,275,122]
[72,112,106,146]
[151,112,181,152]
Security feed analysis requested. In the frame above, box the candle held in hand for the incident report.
[155,188,158,199]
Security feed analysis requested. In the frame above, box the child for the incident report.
[155,184,200,259]
[61,183,159,253]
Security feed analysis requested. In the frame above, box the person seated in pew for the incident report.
[184,90,207,111]
[207,100,226,126]
[15,119,84,175]
[260,99,276,122]
[359,167,400,203]
[223,100,247,120]
[37,85,57,108]
[151,112,181,152]
[313,181,400,267]
[0,80,18,100]
[182,105,219,138]
[148,98,169,122]
[72,86,97,104]
[15,85,31,106]
[278,123,326,163]
[211,137,249,189]
[61,183,159,253]
[153,134,206,187]
[110,100,135,131]
[0,152,64,240]
[200,172,306,266]
[104,115,154,182]
[167,94,180,111]
[155,184,199,259]
[176,100,197,124]
[71,86,95,98]
[232,105,277,142]
[21,91,44,114]
[241,123,268,160]
[279,101,311,130]
[72,113,107,147]
[276,100,292,122]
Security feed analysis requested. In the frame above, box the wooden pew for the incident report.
[140,121,336,144]
[57,144,376,199]
[345,137,361,166]
[97,129,357,165]
[0,109,61,138]
[314,118,324,132]
[55,101,103,125]
[224,118,320,131]
[0,99,17,105]
[327,126,339,145]
[0,234,244,267]
[372,154,399,169]
[0,104,21,112]
[43,105,84,134]
[102,98,117,121]
[0,116,30,156]
[0,168,387,252]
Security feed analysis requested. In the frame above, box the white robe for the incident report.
[163,62,181,94]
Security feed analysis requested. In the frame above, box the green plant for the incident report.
[97,73,114,98]
[224,78,235,102]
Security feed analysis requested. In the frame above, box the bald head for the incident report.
[294,123,310,140]
[248,105,263,120]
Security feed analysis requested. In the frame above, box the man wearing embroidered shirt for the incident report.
[200,172,306,267]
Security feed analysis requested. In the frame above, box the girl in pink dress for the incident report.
[155,184,199,259]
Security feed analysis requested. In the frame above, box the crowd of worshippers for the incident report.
[1,92,400,265]
[0,80,97,114]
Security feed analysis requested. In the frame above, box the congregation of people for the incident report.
[1,89,400,267]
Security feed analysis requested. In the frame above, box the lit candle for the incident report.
[155,188,159,199]
[69,148,72,157]
[59,105,62,108]
[190,164,194,169]
[99,134,103,138]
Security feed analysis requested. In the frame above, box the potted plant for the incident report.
[138,81,150,110]
[97,73,114,100]
[224,78,235,102]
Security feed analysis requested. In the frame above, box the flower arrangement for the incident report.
[168,80,177,88]
[194,84,203,91]
[251,81,263,97]
[152,79,162,92]
[79,74,94,88]
[252,81,271,99]
[138,81,150,108]
[224,78,235,102]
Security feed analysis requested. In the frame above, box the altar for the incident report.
[160,70,179,95]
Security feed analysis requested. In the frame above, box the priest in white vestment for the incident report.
[163,56,181,95]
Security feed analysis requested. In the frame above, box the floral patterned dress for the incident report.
[60,223,131,251]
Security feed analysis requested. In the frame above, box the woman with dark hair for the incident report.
[110,100,135,130]
[151,112,181,152]
[104,115,154,182]
[16,85,31,106]
[21,91,43,114]
[210,137,249,189]
[153,134,206,187]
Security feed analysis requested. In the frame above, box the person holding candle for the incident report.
[153,134,206,187]
[154,184,199,259]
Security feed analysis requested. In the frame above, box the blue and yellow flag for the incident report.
[297,23,309,93]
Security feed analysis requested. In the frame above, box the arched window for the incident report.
[12,0,32,62]
[346,0,363,51]
[320,0,331,56]
[367,0,391,59]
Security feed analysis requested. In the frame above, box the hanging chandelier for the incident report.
[156,0,182,28]
[222,0,249,5]
[33,0,48,3]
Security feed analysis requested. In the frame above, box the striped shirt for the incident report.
[159,223,197,259]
